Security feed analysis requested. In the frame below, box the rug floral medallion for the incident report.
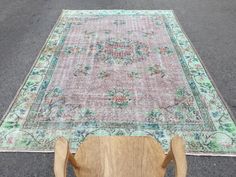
[0,10,236,155]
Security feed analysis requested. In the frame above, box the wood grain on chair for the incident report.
[54,136,187,177]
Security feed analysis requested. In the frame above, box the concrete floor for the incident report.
[0,0,236,176]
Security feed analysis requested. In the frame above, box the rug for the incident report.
[0,10,235,155]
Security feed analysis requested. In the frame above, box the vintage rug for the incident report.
[0,10,236,155]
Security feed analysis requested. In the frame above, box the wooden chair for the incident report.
[54,136,187,177]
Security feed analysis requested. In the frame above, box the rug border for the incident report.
[0,11,65,127]
[0,10,235,156]
[171,11,236,125]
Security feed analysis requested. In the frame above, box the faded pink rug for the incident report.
[0,10,235,156]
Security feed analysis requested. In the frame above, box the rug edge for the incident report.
[171,11,236,124]
[0,10,65,127]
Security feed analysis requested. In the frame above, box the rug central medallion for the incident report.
[92,38,150,65]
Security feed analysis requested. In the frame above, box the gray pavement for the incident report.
[0,0,236,176]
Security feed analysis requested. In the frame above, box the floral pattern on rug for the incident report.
[107,88,132,108]
[0,10,235,155]
[91,38,150,65]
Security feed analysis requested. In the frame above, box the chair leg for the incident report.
[162,136,187,177]
[54,137,70,177]
[162,150,173,168]
[68,152,80,169]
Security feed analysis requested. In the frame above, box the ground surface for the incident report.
[0,0,236,176]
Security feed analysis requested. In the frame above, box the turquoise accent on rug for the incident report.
[0,10,235,155]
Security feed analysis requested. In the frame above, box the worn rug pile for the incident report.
[0,10,235,155]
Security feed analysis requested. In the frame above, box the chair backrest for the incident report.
[54,136,187,177]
